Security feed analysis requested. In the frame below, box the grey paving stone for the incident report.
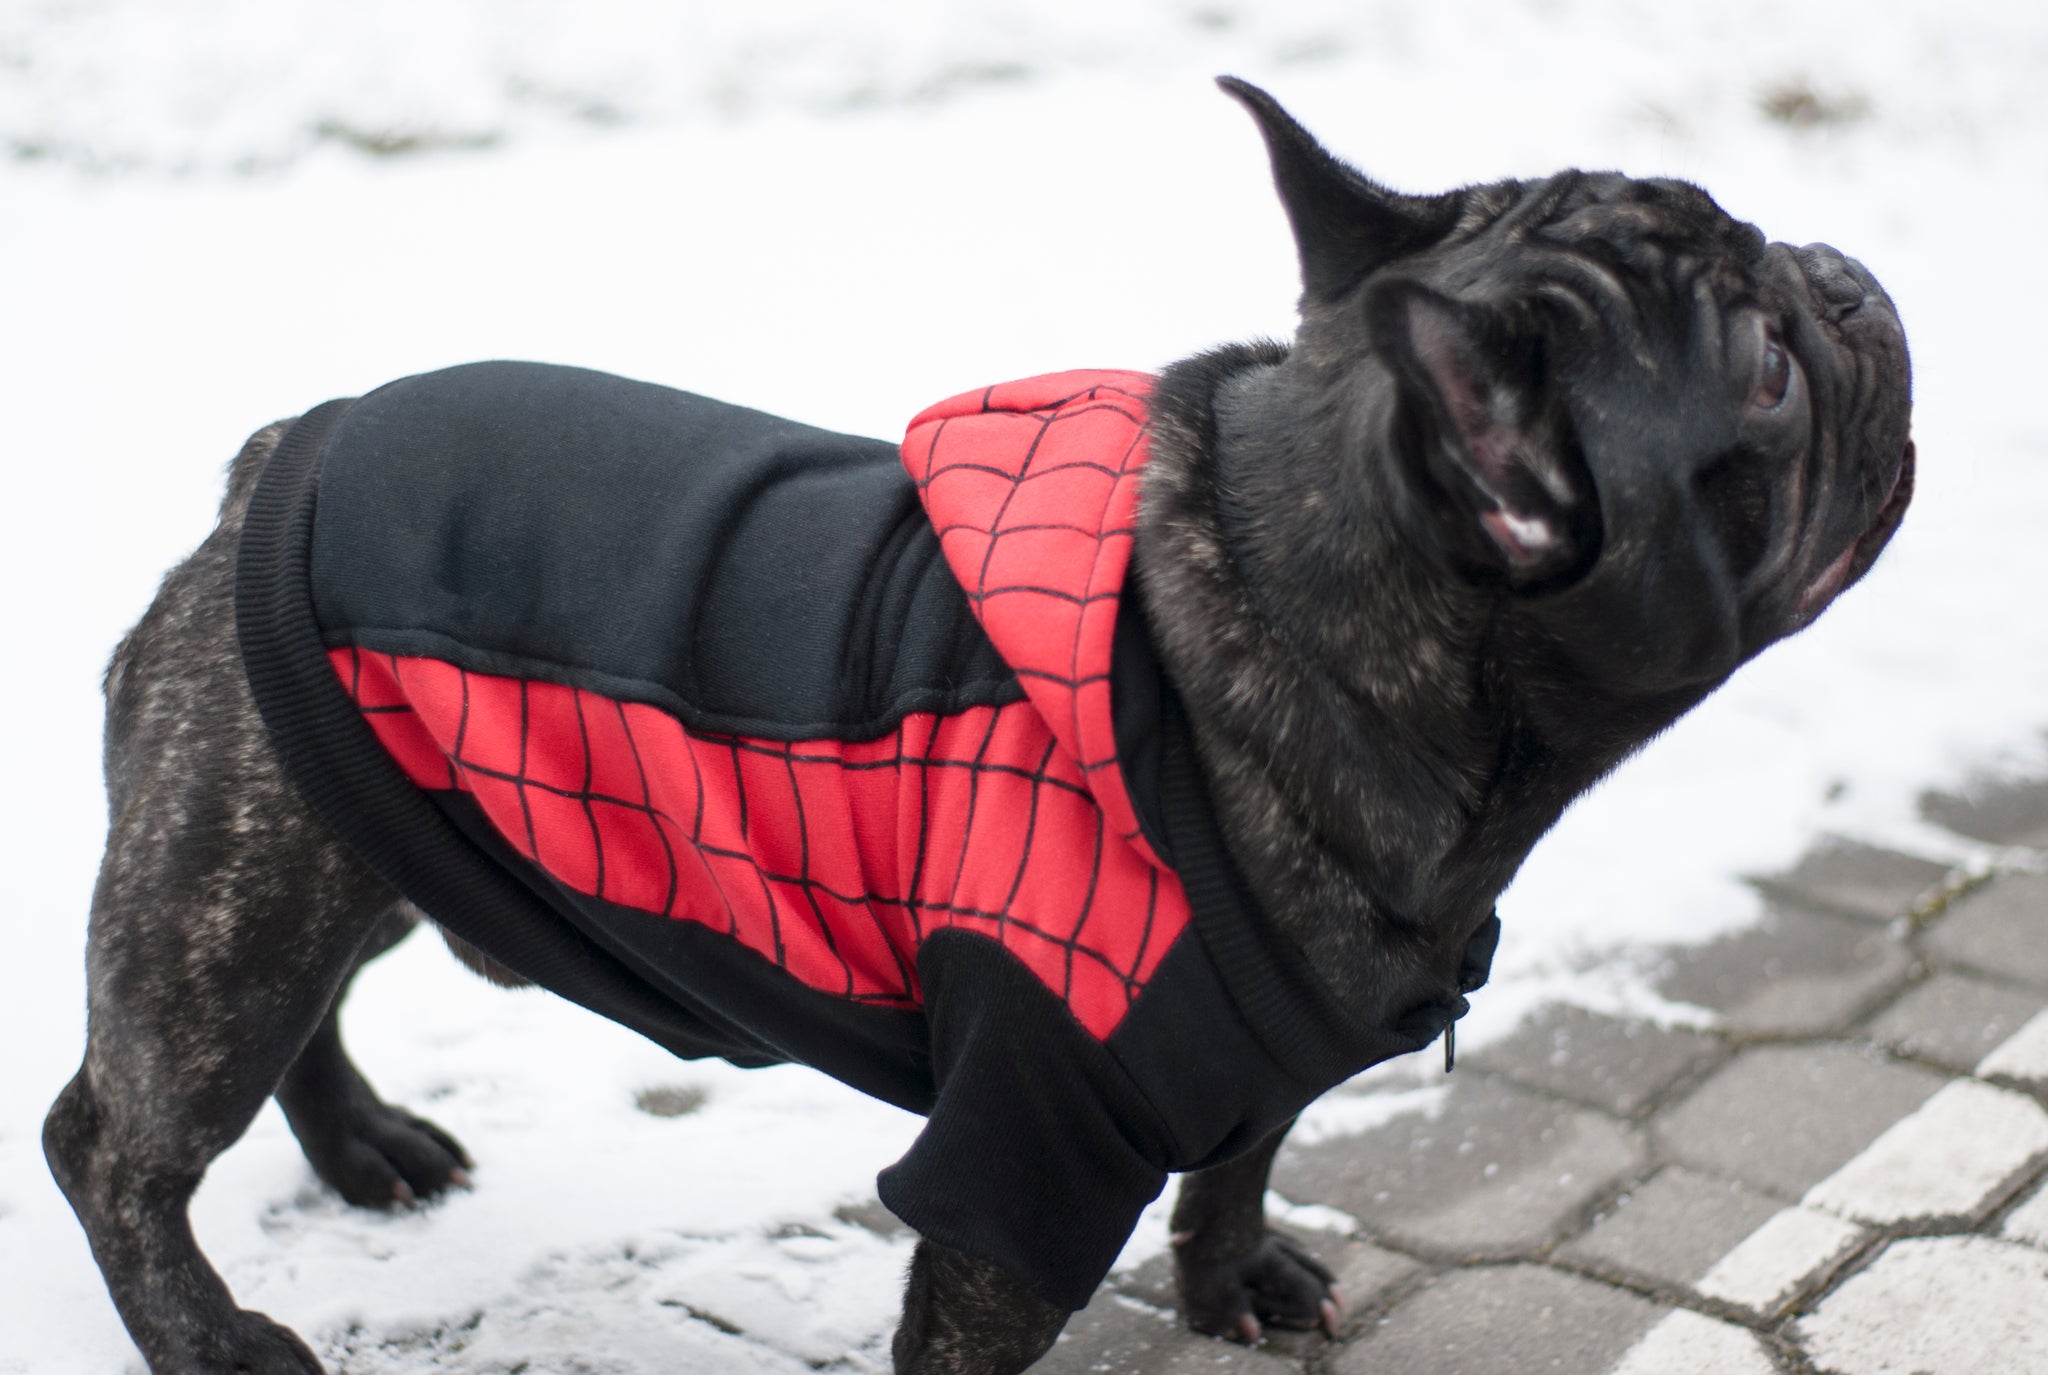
[1923,872,2048,990]
[1270,1078,1647,1262]
[1796,1235,2048,1375]
[1801,1079,2048,1228]
[1114,1255,1191,1312]
[1114,1228,1422,1336]
[1465,1004,1721,1117]
[1921,774,2048,848]
[1863,969,2048,1073]
[1556,1164,1785,1294]
[1753,837,1952,924]
[1314,1235,1427,1318]
[1656,903,1914,1037]
[2002,1179,2048,1250]
[1977,1012,2048,1089]
[1654,1043,1947,1200]
[1036,1292,1300,1375]
[1330,1264,1662,1375]
[1607,1310,1780,1374]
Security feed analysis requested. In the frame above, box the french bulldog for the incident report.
[45,78,1912,1375]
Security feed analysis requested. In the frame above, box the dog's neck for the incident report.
[1139,344,1696,1017]
[1204,361,1489,730]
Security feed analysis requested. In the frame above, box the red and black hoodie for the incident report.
[235,360,1494,1309]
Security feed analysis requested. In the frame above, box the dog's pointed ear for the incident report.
[1367,279,1590,585]
[1218,76,1461,302]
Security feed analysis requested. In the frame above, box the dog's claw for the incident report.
[1319,1296,1341,1334]
[1235,1312,1262,1344]
[449,1167,473,1189]
[391,1179,417,1206]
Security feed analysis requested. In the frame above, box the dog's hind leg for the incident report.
[272,902,474,1209]
[42,425,401,1373]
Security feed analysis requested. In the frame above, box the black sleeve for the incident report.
[875,932,1174,1311]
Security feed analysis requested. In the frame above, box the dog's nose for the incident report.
[1794,243,1886,319]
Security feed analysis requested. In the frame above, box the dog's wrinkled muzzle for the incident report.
[1794,243,1893,323]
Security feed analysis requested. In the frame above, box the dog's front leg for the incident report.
[1170,1118,1337,1342]
[891,1239,1068,1375]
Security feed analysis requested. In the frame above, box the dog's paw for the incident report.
[299,1099,473,1210]
[183,1307,326,1373]
[1174,1230,1339,1344]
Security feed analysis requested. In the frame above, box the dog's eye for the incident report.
[1754,332,1791,411]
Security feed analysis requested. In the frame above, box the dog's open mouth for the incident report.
[1792,438,1915,623]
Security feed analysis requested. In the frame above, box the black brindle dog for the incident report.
[47,79,1913,1373]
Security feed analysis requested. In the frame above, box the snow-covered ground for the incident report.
[2,2,2043,1370]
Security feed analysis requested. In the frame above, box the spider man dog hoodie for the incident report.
[236,360,1497,1309]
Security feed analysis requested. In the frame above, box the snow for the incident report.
[2,2,2044,1370]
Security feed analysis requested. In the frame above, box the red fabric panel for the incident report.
[901,370,1162,870]
[330,649,1189,1038]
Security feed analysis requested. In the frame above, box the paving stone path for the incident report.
[1026,775,2048,1374]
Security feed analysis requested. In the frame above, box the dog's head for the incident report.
[1222,78,1913,697]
